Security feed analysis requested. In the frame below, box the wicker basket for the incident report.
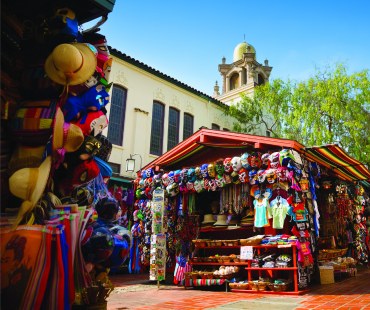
[249,281,259,291]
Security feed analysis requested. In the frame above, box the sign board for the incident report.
[240,246,254,260]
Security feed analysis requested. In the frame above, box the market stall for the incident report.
[0,2,134,309]
[132,129,370,293]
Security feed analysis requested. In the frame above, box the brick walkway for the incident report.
[107,267,370,310]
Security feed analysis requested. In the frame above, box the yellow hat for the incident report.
[52,107,84,152]
[44,43,97,86]
[9,156,52,205]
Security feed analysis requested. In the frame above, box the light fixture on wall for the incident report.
[125,154,142,172]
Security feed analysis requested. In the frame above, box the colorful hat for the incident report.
[53,107,84,152]
[94,156,113,179]
[94,134,112,162]
[71,158,100,185]
[63,84,110,122]
[44,43,97,86]
[71,110,108,136]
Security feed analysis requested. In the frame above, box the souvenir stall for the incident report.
[133,129,370,293]
[0,1,133,309]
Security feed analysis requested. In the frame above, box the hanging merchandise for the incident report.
[269,196,290,229]
[253,196,272,228]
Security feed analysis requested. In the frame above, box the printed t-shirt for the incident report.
[270,197,290,229]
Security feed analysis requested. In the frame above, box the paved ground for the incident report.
[107,267,370,310]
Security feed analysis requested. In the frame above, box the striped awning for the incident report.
[303,144,370,181]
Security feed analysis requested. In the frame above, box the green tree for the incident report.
[226,64,370,167]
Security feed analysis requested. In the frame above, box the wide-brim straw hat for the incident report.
[214,214,228,226]
[9,156,52,205]
[201,214,216,224]
[53,107,84,152]
[44,43,97,86]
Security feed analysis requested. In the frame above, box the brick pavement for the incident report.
[107,267,370,310]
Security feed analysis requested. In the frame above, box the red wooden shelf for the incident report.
[231,289,308,295]
[195,246,240,249]
[190,262,249,266]
[244,267,298,271]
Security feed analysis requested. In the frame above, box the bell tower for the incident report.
[215,40,272,106]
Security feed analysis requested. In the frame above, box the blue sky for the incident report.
[87,0,370,95]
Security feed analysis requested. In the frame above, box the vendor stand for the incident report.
[133,128,370,293]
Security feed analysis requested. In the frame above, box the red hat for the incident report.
[72,159,100,185]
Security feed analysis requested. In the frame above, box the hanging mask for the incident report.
[240,152,251,170]
[195,166,202,179]
[208,179,218,191]
[249,169,258,185]
[265,169,277,184]
[269,152,280,169]
[187,168,196,183]
[257,169,266,183]
[238,168,248,183]
[180,168,188,183]
[279,149,295,167]
[173,169,182,183]
[277,166,289,182]
[223,157,233,174]
[162,173,169,187]
[261,153,271,169]
[200,163,209,178]
[231,156,242,172]
[215,160,225,177]
[207,163,216,178]
[249,152,262,169]
[167,171,175,184]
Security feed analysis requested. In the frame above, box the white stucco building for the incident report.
[104,40,272,183]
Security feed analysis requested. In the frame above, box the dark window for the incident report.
[107,85,127,146]
[150,101,165,155]
[230,73,239,90]
[257,74,265,85]
[223,128,230,131]
[211,123,220,130]
[266,130,271,137]
[183,113,194,140]
[109,163,121,174]
[167,107,180,150]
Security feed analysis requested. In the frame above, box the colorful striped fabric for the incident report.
[304,144,370,181]
[185,278,226,287]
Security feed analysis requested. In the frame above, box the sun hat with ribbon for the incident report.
[44,42,97,86]
[53,107,84,152]
[9,156,52,227]
[213,214,228,226]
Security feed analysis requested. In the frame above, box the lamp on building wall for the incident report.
[125,154,142,172]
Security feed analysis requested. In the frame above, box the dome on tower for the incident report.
[233,41,256,62]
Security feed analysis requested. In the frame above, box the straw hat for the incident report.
[213,214,228,226]
[9,156,52,206]
[201,214,216,224]
[44,43,97,86]
[53,107,84,152]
